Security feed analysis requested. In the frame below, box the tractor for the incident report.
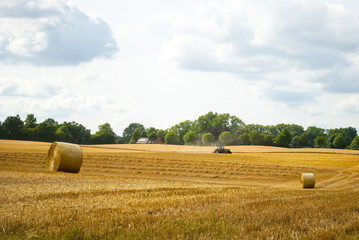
[214,145,232,154]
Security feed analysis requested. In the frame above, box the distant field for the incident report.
[1,140,359,239]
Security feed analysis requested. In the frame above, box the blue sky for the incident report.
[1,0,359,135]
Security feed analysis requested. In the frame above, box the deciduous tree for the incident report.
[183,131,196,145]
[298,134,309,147]
[35,121,57,142]
[305,126,325,147]
[250,131,264,145]
[275,129,292,148]
[263,134,273,146]
[202,132,215,146]
[165,130,180,145]
[219,131,233,145]
[350,136,359,150]
[2,115,24,140]
[24,114,37,128]
[239,133,251,145]
[148,132,157,142]
[130,125,146,144]
[55,125,72,142]
[91,123,116,144]
[156,129,167,143]
[333,134,347,149]
[314,136,326,148]
[122,123,143,144]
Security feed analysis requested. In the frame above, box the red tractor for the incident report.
[214,146,232,154]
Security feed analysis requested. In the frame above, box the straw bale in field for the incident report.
[47,142,83,173]
[300,173,315,188]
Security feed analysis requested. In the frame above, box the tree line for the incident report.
[1,112,359,150]
[0,114,115,144]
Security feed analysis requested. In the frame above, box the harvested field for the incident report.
[1,139,359,239]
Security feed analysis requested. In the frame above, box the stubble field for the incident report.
[1,139,359,239]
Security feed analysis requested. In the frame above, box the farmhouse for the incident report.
[136,138,150,144]
[136,138,163,144]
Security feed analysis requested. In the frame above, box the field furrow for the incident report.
[1,140,359,239]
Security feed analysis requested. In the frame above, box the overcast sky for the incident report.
[1,0,359,135]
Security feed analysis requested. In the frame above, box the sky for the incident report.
[1,0,359,135]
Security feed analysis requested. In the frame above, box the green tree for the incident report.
[122,123,143,144]
[246,124,267,134]
[165,130,180,144]
[129,129,141,144]
[219,131,233,145]
[239,133,251,145]
[24,114,37,128]
[209,113,231,139]
[212,113,230,129]
[333,134,347,149]
[229,115,245,133]
[62,121,91,144]
[314,136,326,148]
[116,136,125,144]
[91,123,116,144]
[90,134,102,144]
[43,118,58,126]
[183,131,197,145]
[235,127,249,137]
[0,121,3,139]
[146,127,157,138]
[350,136,359,150]
[250,131,264,145]
[35,121,57,142]
[202,132,215,146]
[263,134,273,146]
[148,132,158,142]
[275,129,292,148]
[130,125,146,144]
[55,125,72,142]
[326,134,337,148]
[2,115,24,140]
[291,136,299,148]
[328,127,357,146]
[271,123,304,138]
[193,112,245,141]
[274,124,290,135]
[22,114,38,140]
[298,134,309,147]
[197,112,217,134]
[175,120,193,144]
[156,129,167,143]
[342,127,357,144]
[305,126,326,147]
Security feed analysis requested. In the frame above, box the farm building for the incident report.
[136,138,163,144]
[136,138,150,144]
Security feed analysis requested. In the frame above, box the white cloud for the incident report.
[305,107,321,116]
[336,95,359,114]
[1,0,359,133]
[160,0,359,104]
[0,0,118,66]
[0,75,125,133]
[0,77,58,98]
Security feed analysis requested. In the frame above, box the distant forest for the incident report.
[1,112,359,150]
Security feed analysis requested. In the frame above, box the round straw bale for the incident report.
[300,173,315,188]
[47,142,83,173]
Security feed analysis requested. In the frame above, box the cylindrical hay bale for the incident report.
[300,173,315,188]
[47,142,83,173]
